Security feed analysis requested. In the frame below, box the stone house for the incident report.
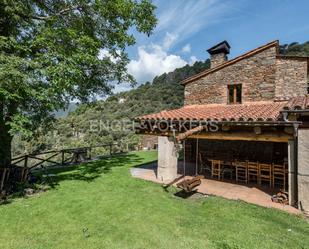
[135,40,309,213]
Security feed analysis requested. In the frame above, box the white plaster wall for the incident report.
[157,136,178,182]
[298,129,309,213]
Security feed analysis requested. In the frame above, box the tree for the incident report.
[0,0,157,167]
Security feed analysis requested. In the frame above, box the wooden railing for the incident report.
[11,143,122,169]
[0,143,126,191]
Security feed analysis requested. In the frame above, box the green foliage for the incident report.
[0,0,157,165]
[13,59,211,155]
[280,41,309,56]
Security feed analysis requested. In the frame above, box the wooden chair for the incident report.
[198,153,211,176]
[221,160,234,180]
[211,160,222,180]
[259,163,272,188]
[272,163,286,191]
[235,161,248,184]
[248,161,259,184]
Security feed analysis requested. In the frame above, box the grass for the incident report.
[0,151,308,249]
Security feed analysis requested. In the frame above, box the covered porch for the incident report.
[155,126,296,201]
[150,124,301,212]
[180,138,289,191]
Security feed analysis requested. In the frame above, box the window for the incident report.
[228,84,242,104]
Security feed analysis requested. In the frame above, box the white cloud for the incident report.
[112,83,133,93]
[128,43,187,84]
[156,0,231,47]
[98,48,110,59]
[98,49,120,63]
[189,56,198,65]
[182,44,191,53]
[163,32,178,50]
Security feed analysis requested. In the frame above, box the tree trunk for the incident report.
[0,121,12,168]
[0,100,13,168]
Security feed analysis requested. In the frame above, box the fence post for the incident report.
[24,155,28,168]
[88,147,92,160]
[61,150,65,165]
[0,168,6,191]
[109,143,112,156]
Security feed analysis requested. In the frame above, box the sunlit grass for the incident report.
[0,151,308,249]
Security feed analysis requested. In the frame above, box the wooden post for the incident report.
[233,86,237,104]
[61,150,65,165]
[195,138,199,176]
[109,143,112,156]
[183,140,186,176]
[88,147,92,160]
[0,169,6,191]
[24,155,28,168]
[20,168,25,182]
[23,168,29,182]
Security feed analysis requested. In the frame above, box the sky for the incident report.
[115,0,309,92]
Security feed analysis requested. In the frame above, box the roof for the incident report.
[181,40,279,85]
[207,41,230,55]
[136,95,309,122]
[137,102,286,122]
[283,95,309,110]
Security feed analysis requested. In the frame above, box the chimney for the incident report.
[207,41,230,68]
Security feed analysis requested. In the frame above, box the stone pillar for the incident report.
[298,129,309,213]
[157,136,178,182]
[288,140,296,206]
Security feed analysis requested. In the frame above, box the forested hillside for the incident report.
[12,41,309,155]
[12,60,210,155]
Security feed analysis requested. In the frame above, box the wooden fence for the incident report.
[0,143,126,191]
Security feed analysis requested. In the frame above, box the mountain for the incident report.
[12,41,309,155]
[12,59,210,154]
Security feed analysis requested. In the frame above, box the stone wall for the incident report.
[184,46,278,105]
[184,46,308,105]
[297,129,309,213]
[210,53,227,68]
[275,58,308,100]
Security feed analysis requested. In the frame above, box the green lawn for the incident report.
[0,151,308,249]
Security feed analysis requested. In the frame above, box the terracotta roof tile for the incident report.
[136,95,309,122]
[137,102,286,122]
[283,95,309,110]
